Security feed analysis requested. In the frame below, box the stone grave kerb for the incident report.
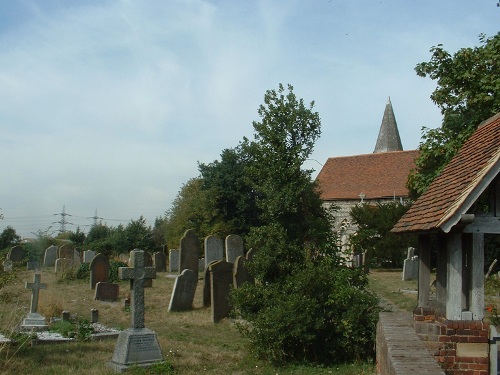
[118,250,156,329]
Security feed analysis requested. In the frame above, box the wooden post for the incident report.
[418,235,431,308]
[446,232,463,320]
[436,234,447,314]
[471,233,484,320]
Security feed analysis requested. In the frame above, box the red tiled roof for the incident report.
[316,150,419,201]
[392,112,500,234]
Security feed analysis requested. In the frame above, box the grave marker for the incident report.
[109,250,163,372]
[179,229,199,274]
[22,273,48,330]
[3,259,13,272]
[169,250,179,272]
[153,252,166,272]
[90,253,110,290]
[95,282,119,302]
[204,235,223,269]
[83,250,96,263]
[210,260,233,323]
[7,245,24,263]
[43,245,57,267]
[233,256,254,288]
[225,235,244,264]
[168,269,198,312]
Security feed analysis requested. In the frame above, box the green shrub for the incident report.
[109,260,128,282]
[76,263,90,279]
[231,262,380,365]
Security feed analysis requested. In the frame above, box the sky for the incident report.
[0,0,499,238]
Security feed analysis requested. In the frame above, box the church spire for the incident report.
[374,97,403,153]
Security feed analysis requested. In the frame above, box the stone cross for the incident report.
[118,250,156,329]
[26,273,47,314]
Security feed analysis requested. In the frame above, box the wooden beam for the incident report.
[446,233,463,320]
[463,216,500,234]
[418,235,431,308]
[470,233,484,320]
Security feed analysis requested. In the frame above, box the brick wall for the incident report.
[414,308,489,375]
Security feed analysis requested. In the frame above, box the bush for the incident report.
[110,261,128,282]
[231,262,380,364]
[76,263,90,279]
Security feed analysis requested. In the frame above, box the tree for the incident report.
[198,146,260,238]
[230,84,379,364]
[0,226,21,250]
[350,202,417,268]
[408,32,500,197]
[68,227,86,246]
[163,178,213,249]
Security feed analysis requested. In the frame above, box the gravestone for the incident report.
[168,269,198,312]
[55,258,76,274]
[169,250,179,272]
[153,252,166,272]
[58,244,74,259]
[22,273,48,330]
[26,261,40,271]
[119,253,129,263]
[198,258,205,272]
[203,260,217,307]
[233,256,254,288]
[83,250,96,263]
[209,260,233,323]
[402,247,418,281]
[94,282,119,302]
[225,235,244,264]
[245,248,255,262]
[43,245,58,267]
[90,253,110,290]
[3,259,13,272]
[204,235,224,269]
[144,251,153,288]
[179,229,199,274]
[7,245,24,263]
[109,249,163,372]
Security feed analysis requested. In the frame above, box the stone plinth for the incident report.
[22,312,48,331]
[109,328,163,372]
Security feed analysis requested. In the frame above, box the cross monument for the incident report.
[109,249,164,372]
[22,273,48,330]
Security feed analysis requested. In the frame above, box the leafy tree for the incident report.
[350,201,417,268]
[68,227,86,246]
[124,215,156,252]
[408,32,500,197]
[163,178,214,249]
[0,226,21,250]
[198,146,260,238]
[230,84,378,364]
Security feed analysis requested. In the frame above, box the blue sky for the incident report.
[0,0,499,237]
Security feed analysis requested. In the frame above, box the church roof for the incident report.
[374,98,403,153]
[316,150,419,201]
[392,112,500,234]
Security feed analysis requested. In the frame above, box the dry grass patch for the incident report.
[0,267,375,374]
[368,269,419,311]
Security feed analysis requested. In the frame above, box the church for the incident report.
[316,98,419,251]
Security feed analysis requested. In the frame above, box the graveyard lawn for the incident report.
[368,269,419,311]
[0,268,375,375]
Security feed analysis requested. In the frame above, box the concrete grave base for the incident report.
[109,328,163,373]
[21,313,48,331]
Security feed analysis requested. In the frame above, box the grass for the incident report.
[0,265,375,375]
[367,269,418,312]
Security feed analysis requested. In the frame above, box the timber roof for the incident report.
[316,150,419,201]
[392,112,500,234]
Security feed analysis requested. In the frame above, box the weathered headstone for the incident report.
[168,269,198,312]
[179,229,199,274]
[153,252,166,272]
[109,249,163,372]
[225,235,244,264]
[94,282,119,302]
[169,250,179,272]
[3,259,13,272]
[22,273,48,330]
[245,248,255,262]
[26,261,40,271]
[58,244,74,259]
[204,235,224,269]
[203,260,218,307]
[198,258,205,272]
[90,253,110,290]
[7,245,24,263]
[119,253,129,263]
[209,260,233,323]
[55,258,76,274]
[402,255,419,281]
[83,250,96,263]
[233,256,254,288]
[43,245,58,267]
